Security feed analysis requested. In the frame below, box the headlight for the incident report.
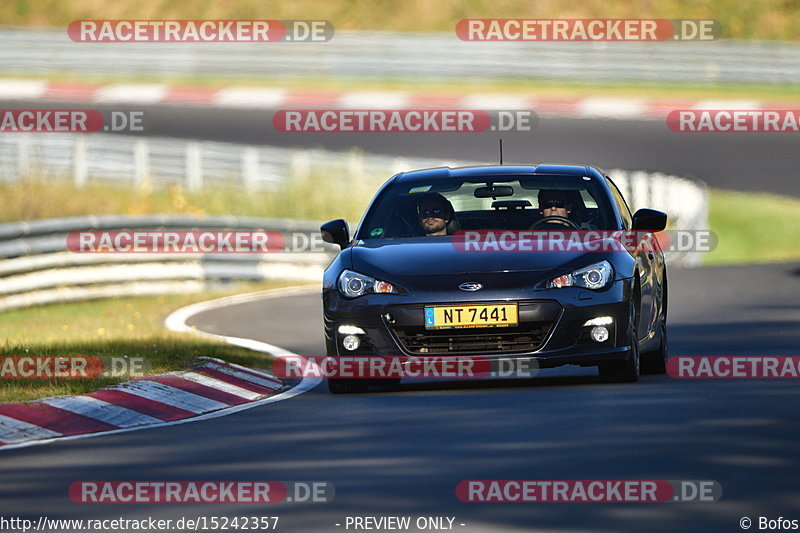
[546,260,613,290]
[338,270,397,298]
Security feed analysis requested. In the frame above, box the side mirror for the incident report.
[320,219,350,249]
[631,209,667,231]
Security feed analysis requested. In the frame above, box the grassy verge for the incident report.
[0,172,380,225]
[704,189,800,265]
[0,280,312,403]
[5,0,800,40]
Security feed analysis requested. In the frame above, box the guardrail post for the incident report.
[73,135,88,187]
[16,134,30,180]
[347,150,365,182]
[133,139,150,189]
[242,147,258,191]
[609,170,631,207]
[185,142,202,191]
[290,150,311,182]
[631,171,650,212]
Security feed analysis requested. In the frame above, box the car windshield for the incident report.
[357,174,615,239]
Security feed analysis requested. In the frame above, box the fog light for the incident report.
[590,326,609,343]
[342,334,360,351]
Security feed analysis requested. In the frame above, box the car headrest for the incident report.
[446,212,461,235]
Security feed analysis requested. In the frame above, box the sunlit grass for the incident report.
[0,281,307,402]
[704,189,800,265]
[0,167,381,224]
[5,0,800,40]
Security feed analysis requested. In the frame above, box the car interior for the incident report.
[373,181,606,238]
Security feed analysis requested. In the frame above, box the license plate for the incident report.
[424,303,518,329]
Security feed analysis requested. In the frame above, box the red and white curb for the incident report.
[0,79,781,120]
[0,285,322,451]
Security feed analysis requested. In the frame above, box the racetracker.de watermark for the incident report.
[456,19,720,41]
[457,480,721,502]
[67,231,332,253]
[451,230,717,254]
[68,20,333,42]
[0,110,144,133]
[273,110,538,133]
[668,356,800,378]
[0,356,150,379]
[69,481,334,503]
[667,110,800,132]
[273,356,540,379]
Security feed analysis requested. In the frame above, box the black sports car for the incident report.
[320,164,668,393]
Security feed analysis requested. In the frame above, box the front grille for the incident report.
[391,323,552,355]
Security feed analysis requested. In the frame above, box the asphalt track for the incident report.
[1,99,800,197]
[1,100,799,532]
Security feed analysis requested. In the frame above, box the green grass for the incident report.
[5,0,800,41]
[704,189,800,265]
[0,281,309,403]
[0,171,380,225]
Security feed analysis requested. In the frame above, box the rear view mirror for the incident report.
[631,209,667,231]
[492,200,531,210]
[475,185,513,199]
[320,219,350,249]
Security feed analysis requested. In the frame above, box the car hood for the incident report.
[350,237,603,286]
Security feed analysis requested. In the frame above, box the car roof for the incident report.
[393,164,604,183]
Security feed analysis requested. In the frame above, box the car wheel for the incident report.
[642,313,668,374]
[327,378,369,394]
[599,297,640,383]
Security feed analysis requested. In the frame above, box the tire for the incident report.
[642,314,668,374]
[599,296,640,383]
[327,378,369,394]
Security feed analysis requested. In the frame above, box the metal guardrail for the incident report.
[0,133,426,191]
[1,27,799,85]
[0,215,337,311]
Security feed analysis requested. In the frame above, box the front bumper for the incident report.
[323,278,634,369]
